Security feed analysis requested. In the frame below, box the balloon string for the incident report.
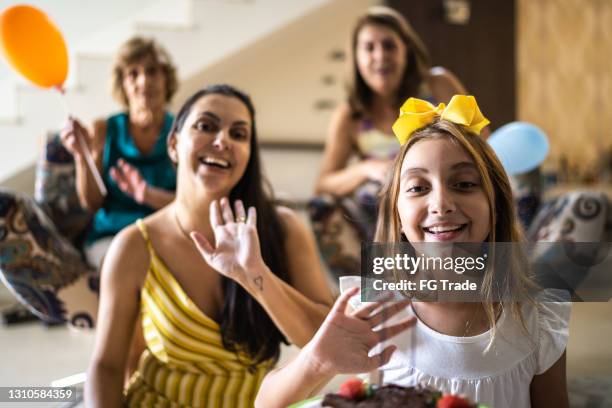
[54,87,108,197]
[54,85,70,117]
[77,133,108,197]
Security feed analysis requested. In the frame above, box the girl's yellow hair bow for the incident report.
[392,95,490,145]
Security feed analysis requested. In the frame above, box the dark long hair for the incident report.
[348,6,431,117]
[169,84,289,365]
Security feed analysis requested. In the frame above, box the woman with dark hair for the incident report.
[86,84,333,407]
[310,6,467,278]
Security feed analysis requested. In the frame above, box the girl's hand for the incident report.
[60,117,91,158]
[110,159,147,204]
[303,287,415,377]
[191,198,265,288]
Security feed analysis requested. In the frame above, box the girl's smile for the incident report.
[398,138,491,243]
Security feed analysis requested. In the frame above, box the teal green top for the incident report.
[86,112,176,244]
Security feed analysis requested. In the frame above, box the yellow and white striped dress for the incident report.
[125,220,273,407]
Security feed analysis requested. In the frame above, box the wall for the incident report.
[388,0,516,131]
[517,0,612,177]
[173,0,379,144]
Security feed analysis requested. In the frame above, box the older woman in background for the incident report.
[61,36,178,269]
[0,36,179,328]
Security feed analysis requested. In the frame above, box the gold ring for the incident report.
[236,216,247,223]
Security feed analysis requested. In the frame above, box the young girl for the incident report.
[86,84,333,407]
[310,6,467,279]
[256,95,570,408]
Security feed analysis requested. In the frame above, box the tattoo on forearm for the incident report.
[253,276,263,291]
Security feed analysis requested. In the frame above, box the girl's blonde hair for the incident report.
[375,118,537,344]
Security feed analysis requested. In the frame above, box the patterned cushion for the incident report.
[0,189,98,326]
[307,182,381,280]
[0,133,99,327]
[528,191,611,300]
[528,191,609,243]
[510,169,542,229]
[34,132,91,245]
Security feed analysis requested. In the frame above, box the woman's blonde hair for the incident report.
[110,36,178,107]
[347,6,431,117]
[375,118,537,344]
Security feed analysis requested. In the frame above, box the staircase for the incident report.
[0,0,332,185]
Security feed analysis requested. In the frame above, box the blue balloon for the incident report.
[487,122,549,175]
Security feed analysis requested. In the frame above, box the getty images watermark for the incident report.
[360,242,612,302]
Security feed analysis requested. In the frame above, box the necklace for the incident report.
[462,306,481,337]
[463,305,503,337]
[463,316,474,337]
[174,208,193,243]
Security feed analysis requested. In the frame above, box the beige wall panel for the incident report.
[517,0,612,176]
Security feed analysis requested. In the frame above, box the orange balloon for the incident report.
[0,5,68,88]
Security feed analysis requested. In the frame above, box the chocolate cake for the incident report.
[322,384,441,408]
[320,379,480,408]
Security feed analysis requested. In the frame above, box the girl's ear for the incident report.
[167,131,178,164]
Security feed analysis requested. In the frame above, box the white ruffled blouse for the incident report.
[370,290,571,408]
